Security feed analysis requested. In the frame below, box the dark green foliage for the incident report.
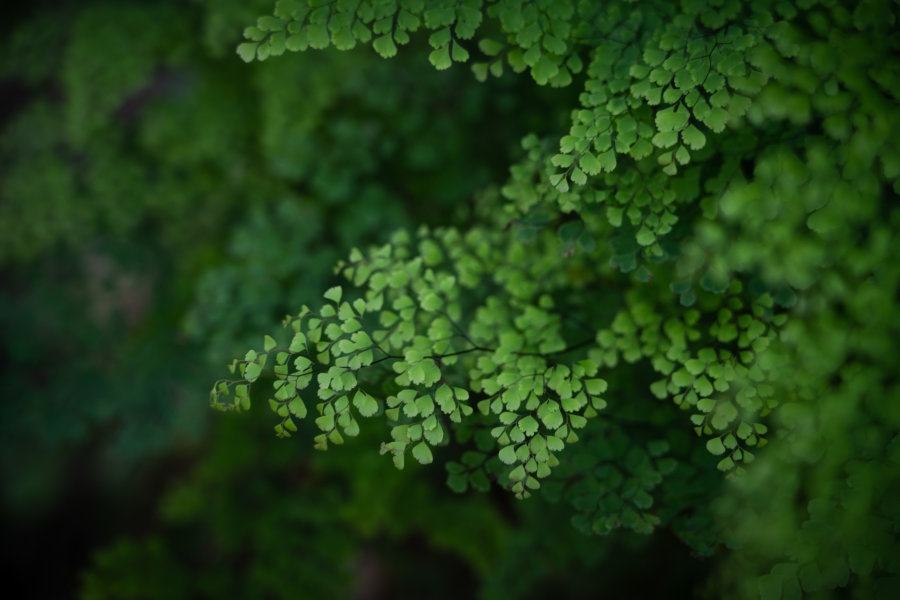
[212,0,900,598]
[0,0,550,502]
[1,1,593,598]
[3,0,900,598]
[79,411,503,599]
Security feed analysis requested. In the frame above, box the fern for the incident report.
[216,0,900,597]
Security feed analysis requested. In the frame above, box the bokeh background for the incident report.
[0,1,718,597]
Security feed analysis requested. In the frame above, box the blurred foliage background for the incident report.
[0,0,709,597]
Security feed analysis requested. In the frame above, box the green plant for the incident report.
[0,0,545,510]
[214,0,900,597]
[2,2,574,597]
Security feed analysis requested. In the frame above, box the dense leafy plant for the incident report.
[0,0,542,506]
[212,0,900,597]
[2,1,576,597]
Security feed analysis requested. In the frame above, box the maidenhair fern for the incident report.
[215,0,900,597]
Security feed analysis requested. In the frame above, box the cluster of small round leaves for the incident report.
[544,428,676,536]
[212,226,608,495]
[550,3,896,244]
[592,283,788,473]
[500,134,578,220]
[472,0,582,85]
[475,351,608,498]
[549,8,764,194]
[545,0,900,223]
[588,165,697,266]
[420,0,484,69]
[238,0,432,62]
[239,0,582,79]
[221,0,900,582]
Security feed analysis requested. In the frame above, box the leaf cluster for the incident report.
[218,0,900,597]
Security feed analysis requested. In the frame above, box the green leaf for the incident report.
[435,385,455,413]
[508,465,526,481]
[518,415,539,436]
[650,380,668,399]
[681,124,707,150]
[711,401,738,430]
[392,452,405,469]
[634,490,654,509]
[499,445,518,464]
[684,359,705,375]
[373,34,397,58]
[447,473,468,493]
[643,47,667,66]
[551,153,575,168]
[289,332,307,352]
[680,288,696,307]
[706,437,726,455]
[672,369,693,388]
[308,23,330,49]
[420,239,444,265]
[697,396,716,412]
[424,424,444,445]
[546,435,564,452]
[479,38,503,56]
[532,54,559,84]
[596,150,617,172]
[324,286,342,304]
[656,105,689,132]
[257,15,284,32]
[429,45,452,70]
[332,26,356,50]
[412,442,433,464]
[244,362,262,382]
[353,391,379,417]
[579,152,603,175]
[420,293,443,311]
[652,130,678,148]
[286,32,309,51]
[244,26,266,41]
[415,394,435,416]
[558,221,584,245]
[540,408,563,430]
[315,414,335,431]
[694,376,714,397]
[237,42,259,62]
[325,323,342,340]
[288,398,307,418]
[451,42,470,63]
[701,106,729,132]
[294,356,312,372]
[585,379,607,395]
[636,227,655,246]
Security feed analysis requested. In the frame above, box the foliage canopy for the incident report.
[208,0,900,597]
[3,0,899,598]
